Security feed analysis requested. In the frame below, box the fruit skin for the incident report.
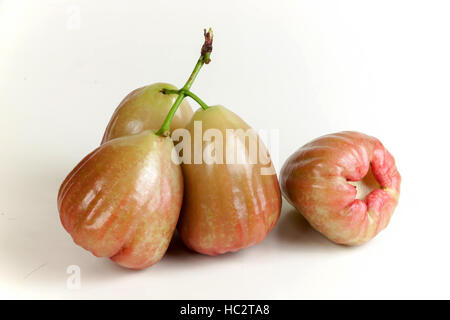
[178,105,282,255]
[102,83,193,143]
[58,131,183,269]
[280,131,401,245]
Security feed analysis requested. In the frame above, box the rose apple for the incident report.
[58,131,183,269]
[280,131,401,245]
[177,106,282,255]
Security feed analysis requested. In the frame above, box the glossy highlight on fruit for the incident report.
[58,131,183,269]
[178,105,282,255]
[280,131,401,245]
[102,83,193,143]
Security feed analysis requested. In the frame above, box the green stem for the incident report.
[182,58,206,91]
[156,28,213,136]
[183,90,209,110]
[155,93,185,136]
[163,89,209,111]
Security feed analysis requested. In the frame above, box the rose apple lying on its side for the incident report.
[280,131,401,245]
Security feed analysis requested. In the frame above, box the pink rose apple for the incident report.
[280,131,401,245]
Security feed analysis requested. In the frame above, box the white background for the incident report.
[1,0,449,299]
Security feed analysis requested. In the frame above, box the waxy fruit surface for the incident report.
[58,131,183,269]
[280,131,401,245]
[178,106,282,255]
[102,83,193,143]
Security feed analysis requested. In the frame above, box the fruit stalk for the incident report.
[156,28,213,136]
[162,88,209,111]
